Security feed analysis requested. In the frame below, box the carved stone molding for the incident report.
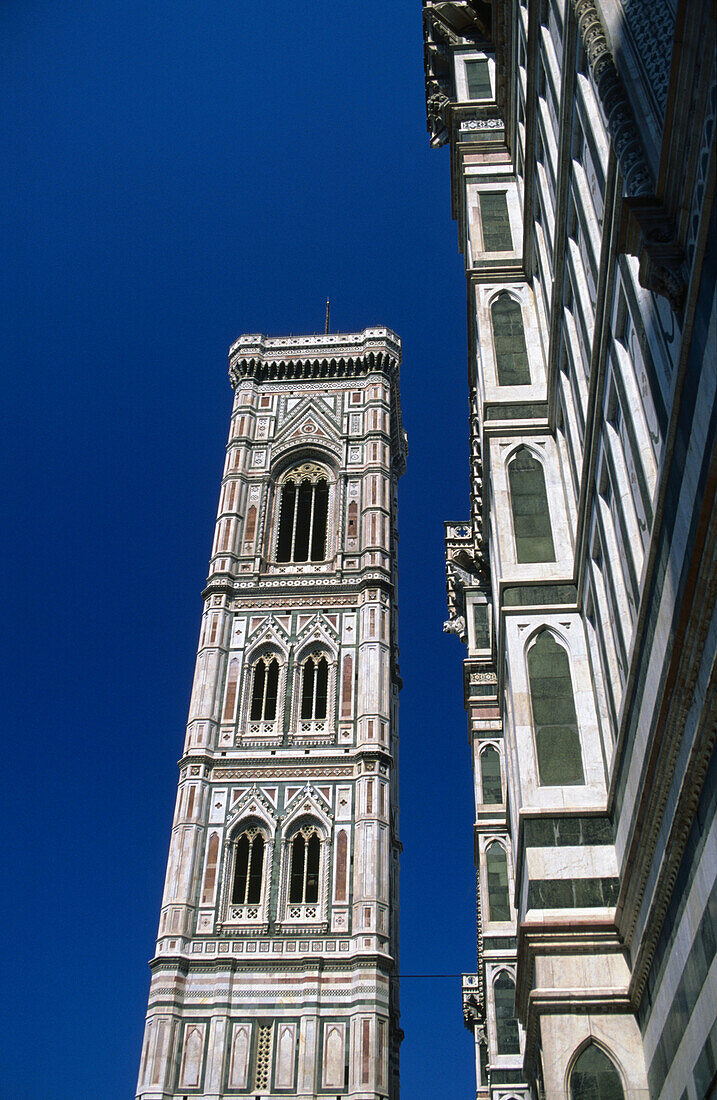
[571,0,686,308]
[572,0,652,198]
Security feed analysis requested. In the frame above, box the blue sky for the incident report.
[2,3,477,1095]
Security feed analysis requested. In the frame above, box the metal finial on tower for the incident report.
[325,298,330,334]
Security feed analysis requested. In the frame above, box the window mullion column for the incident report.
[311,659,317,719]
[290,482,299,562]
[307,483,316,561]
[261,662,269,721]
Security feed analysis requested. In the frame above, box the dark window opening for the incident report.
[250,658,279,721]
[301,655,329,720]
[232,832,265,905]
[276,475,329,562]
[289,830,321,904]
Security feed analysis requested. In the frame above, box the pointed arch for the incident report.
[493,970,520,1054]
[507,446,555,563]
[569,1041,625,1099]
[231,829,265,905]
[250,655,280,721]
[485,840,511,921]
[300,652,330,720]
[276,462,331,562]
[527,629,585,785]
[179,1025,203,1088]
[228,1025,251,1088]
[491,292,531,385]
[480,745,502,804]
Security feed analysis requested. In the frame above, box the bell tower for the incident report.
[137,327,406,1100]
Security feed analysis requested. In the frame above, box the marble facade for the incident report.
[425,1,716,1097]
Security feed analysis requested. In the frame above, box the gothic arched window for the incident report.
[527,631,585,785]
[250,656,280,722]
[486,841,511,922]
[289,828,321,904]
[507,448,556,563]
[494,972,520,1054]
[231,829,265,905]
[491,293,531,385]
[301,654,329,720]
[570,1044,625,1100]
[276,465,330,563]
[480,746,502,804]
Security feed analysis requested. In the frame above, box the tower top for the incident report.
[228,326,402,387]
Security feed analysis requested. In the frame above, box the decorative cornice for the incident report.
[228,328,401,388]
[571,0,686,308]
[572,0,652,198]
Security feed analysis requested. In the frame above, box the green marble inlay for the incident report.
[473,603,490,648]
[528,632,584,785]
[492,294,530,385]
[508,449,556,563]
[466,58,491,99]
[485,403,548,420]
[480,192,512,251]
[483,936,517,949]
[503,584,578,606]
[471,682,498,697]
[523,816,613,847]
[527,877,619,909]
[490,1069,527,1084]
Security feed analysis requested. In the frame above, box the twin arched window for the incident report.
[492,293,531,386]
[507,447,555,563]
[276,466,329,563]
[222,819,326,923]
[527,631,585,786]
